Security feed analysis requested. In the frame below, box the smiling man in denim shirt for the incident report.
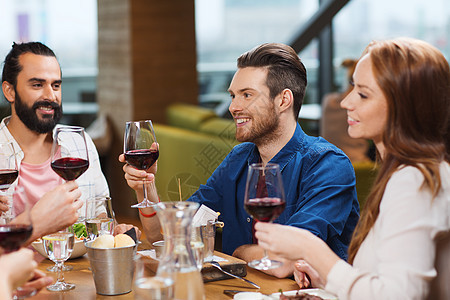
[122,43,359,278]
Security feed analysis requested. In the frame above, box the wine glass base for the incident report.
[248,258,283,270]
[131,201,156,209]
[47,264,73,272]
[46,282,75,292]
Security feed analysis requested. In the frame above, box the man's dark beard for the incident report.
[14,91,63,134]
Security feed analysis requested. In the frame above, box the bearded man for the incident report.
[121,43,359,278]
[0,42,138,243]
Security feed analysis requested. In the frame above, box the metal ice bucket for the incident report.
[85,240,138,295]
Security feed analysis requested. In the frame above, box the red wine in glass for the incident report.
[244,197,286,222]
[124,149,159,170]
[51,126,90,186]
[0,169,19,191]
[0,224,33,253]
[51,157,89,181]
[124,120,159,208]
[244,163,286,270]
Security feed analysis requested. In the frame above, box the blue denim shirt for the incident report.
[189,123,359,260]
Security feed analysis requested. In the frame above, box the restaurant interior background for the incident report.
[1,0,449,219]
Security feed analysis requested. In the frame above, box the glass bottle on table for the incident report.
[123,120,159,208]
[244,163,286,270]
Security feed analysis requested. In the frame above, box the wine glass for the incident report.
[0,187,37,299]
[51,126,89,182]
[123,120,159,208]
[0,142,19,222]
[244,163,286,270]
[0,187,33,252]
[43,227,75,291]
[85,196,115,241]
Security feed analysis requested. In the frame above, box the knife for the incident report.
[209,261,260,289]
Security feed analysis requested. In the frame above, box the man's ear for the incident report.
[278,88,294,113]
[2,81,15,103]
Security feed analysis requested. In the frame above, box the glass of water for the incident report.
[134,255,174,300]
[85,196,115,240]
[191,226,205,270]
[43,228,75,291]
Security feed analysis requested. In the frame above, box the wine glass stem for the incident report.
[56,262,65,284]
[261,249,270,264]
[142,179,148,203]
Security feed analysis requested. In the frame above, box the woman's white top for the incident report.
[326,162,450,300]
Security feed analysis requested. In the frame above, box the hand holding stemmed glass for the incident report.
[123,120,159,208]
[0,142,19,221]
[0,187,37,299]
[244,163,286,270]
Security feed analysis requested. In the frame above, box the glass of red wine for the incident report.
[0,142,19,222]
[0,187,33,253]
[51,126,90,183]
[244,163,286,270]
[0,187,37,298]
[124,120,159,208]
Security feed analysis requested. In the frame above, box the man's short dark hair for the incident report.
[237,43,307,118]
[2,42,57,87]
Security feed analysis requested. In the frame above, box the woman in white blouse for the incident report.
[254,37,450,300]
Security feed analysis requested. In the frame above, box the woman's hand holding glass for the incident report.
[254,222,337,289]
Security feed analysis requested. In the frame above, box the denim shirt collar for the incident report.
[246,123,306,171]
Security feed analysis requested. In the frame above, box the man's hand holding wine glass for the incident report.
[28,181,82,241]
[119,120,159,208]
[119,154,158,202]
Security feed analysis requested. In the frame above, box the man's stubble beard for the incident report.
[235,100,280,146]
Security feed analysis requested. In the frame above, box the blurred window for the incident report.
[0,0,98,107]
[195,0,450,115]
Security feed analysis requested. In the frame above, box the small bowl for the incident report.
[32,238,87,259]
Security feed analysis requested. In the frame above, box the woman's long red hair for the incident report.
[347,38,450,263]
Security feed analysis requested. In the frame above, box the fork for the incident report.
[209,261,260,289]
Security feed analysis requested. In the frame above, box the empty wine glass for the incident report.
[123,120,159,208]
[43,227,75,291]
[244,163,286,270]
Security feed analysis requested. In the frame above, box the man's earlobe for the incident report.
[1,81,15,103]
[279,88,294,111]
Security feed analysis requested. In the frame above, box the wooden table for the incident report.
[30,252,298,300]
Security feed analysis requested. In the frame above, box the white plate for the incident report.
[32,239,87,259]
[233,292,272,300]
[269,288,338,299]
